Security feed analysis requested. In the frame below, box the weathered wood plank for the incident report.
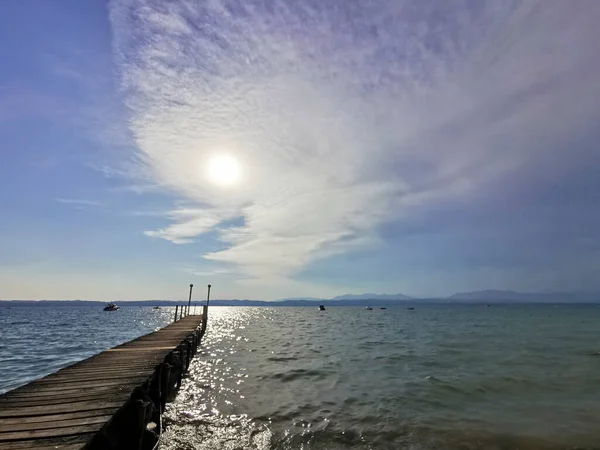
[0,414,113,434]
[26,373,151,386]
[0,436,90,450]
[0,424,103,442]
[3,381,147,400]
[0,400,126,418]
[0,408,119,426]
[8,376,151,393]
[0,391,132,408]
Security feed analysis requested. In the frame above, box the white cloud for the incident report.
[109,0,600,284]
[145,207,237,244]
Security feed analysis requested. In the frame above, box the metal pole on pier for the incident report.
[187,284,194,315]
[200,284,211,335]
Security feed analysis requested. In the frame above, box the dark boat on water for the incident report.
[319,305,326,311]
[103,303,119,311]
[406,307,415,310]
[152,306,161,310]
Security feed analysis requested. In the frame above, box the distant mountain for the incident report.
[331,293,412,301]
[447,290,600,302]
[447,290,525,300]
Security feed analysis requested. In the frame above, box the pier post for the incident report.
[174,305,179,322]
[187,284,194,315]
[159,362,172,409]
[201,305,208,338]
[133,398,150,450]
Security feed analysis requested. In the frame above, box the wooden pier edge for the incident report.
[0,305,210,450]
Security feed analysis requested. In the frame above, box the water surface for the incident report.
[2,305,599,449]
[160,305,600,450]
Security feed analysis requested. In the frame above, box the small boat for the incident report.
[406,307,415,310]
[152,306,161,310]
[319,305,326,311]
[365,306,373,310]
[103,303,119,311]
[380,307,387,310]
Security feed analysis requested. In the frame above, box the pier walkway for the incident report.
[0,310,206,450]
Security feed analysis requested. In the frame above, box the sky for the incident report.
[1,0,600,301]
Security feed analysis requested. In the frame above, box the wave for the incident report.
[267,356,300,362]
[269,368,331,382]
[161,416,595,450]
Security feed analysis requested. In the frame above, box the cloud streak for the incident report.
[54,198,105,208]
[109,0,600,284]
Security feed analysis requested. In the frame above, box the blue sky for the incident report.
[1,0,600,300]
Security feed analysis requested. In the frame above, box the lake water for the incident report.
[1,305,600,449]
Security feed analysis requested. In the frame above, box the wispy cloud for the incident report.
[184,266,234,277]
[54,198,105,208]
[109,0,600,284]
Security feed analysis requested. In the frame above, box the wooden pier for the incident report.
[0,307,208,450]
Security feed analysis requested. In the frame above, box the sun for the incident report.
[206,154,241,187]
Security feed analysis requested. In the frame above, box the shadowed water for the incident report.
[2,305,600,449]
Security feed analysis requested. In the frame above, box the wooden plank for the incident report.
[0,424,103,442]
[7,444,85,450]
[28,373,151,386]
[0,400,125,418]
[0,408,119,426]
[0,414,113,433]
[0,391,133,407]
[48,364,155,375]
[106,345,178,353]
[0,436,89,450]
[3,382,146,400]
[10,376,151,393]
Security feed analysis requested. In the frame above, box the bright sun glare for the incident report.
[207,154,241,187]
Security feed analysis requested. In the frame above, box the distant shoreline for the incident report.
[1,299,599,307]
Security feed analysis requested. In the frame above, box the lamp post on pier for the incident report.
[187,284,194,315]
